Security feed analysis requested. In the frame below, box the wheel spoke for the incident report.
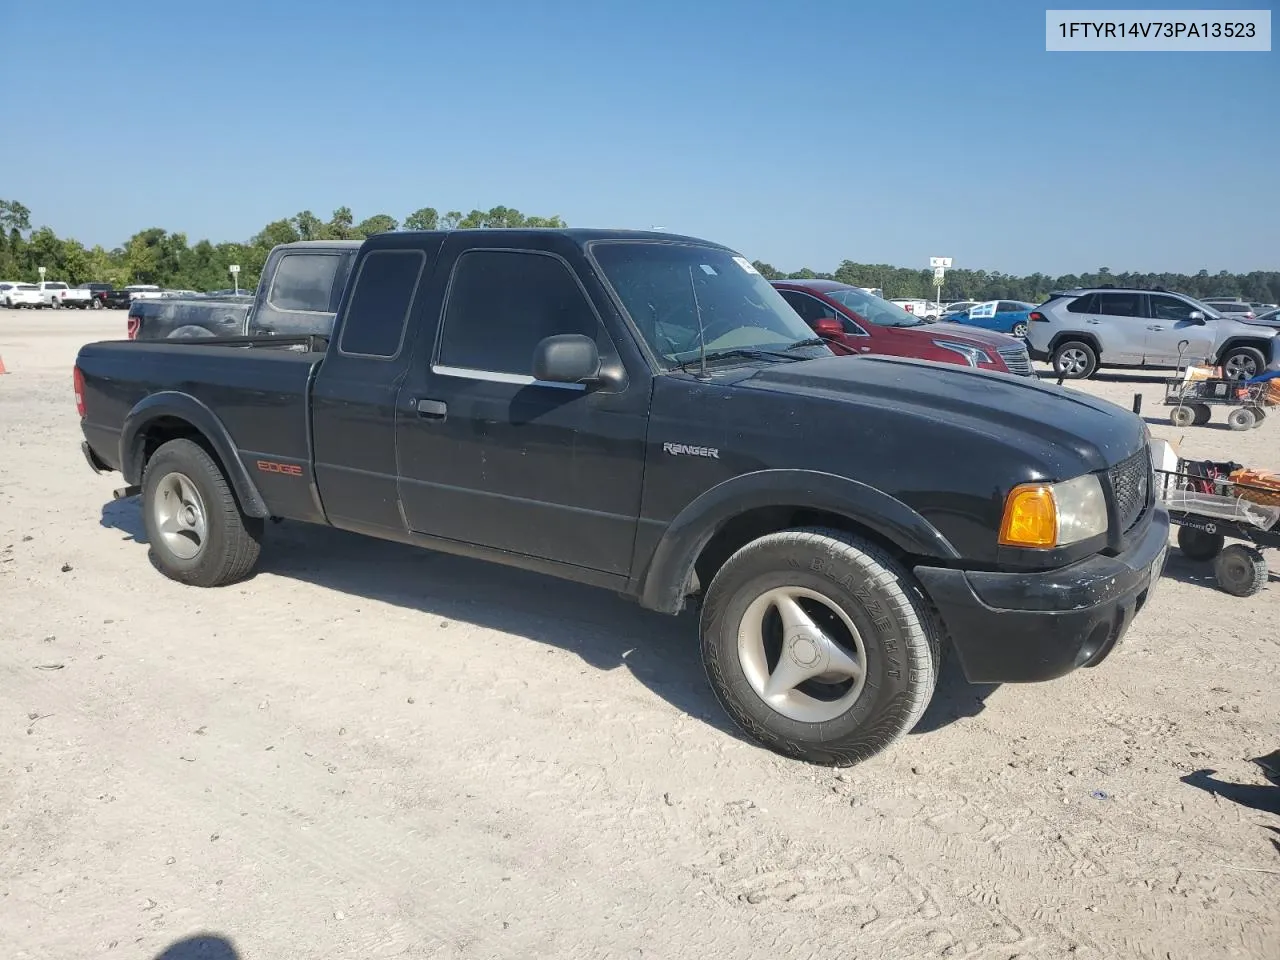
[814,631,863,681]
[772,591,818,635]
[763,650,822,700]
[159,513,181,537]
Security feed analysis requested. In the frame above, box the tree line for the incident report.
[749,259,1280,306]
[1,198,1275,304]
[0,200,566,293]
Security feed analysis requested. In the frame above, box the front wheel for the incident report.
[142,438,264,587]
[1177,525,1224,561]
[1227,407,1257,431]
[700,528,940,766]
[1220,346,1265,381]
[1011,321,1029,338]
[1214,544,1267,597]
[1169,406,1195,428]
[1052,340,1098,379]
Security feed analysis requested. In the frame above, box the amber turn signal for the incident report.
[998,484,1057,547]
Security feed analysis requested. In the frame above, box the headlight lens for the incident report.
[999,473,1108,547]
[933,340,991,367]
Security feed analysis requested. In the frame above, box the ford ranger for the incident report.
[74,228,1169,766]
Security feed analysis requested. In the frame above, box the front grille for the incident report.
[996,343,1033,376]
[1108,447,1151,533]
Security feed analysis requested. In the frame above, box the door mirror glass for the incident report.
[813,317,843,338]
[532,334,601,384]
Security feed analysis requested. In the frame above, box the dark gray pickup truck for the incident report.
[77,227,1169,766]
[127,240,360,340]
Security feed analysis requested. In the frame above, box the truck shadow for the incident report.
[151,934,239,959]
[101,500,987,747]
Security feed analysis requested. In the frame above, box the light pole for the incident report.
[229,264,240,296]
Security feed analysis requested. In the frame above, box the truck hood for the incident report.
[925,321,1020,348]
[733,354,1144,472]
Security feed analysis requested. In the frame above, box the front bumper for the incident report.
[914,505,1170,683]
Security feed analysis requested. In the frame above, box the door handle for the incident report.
[1147,325,1164,331]
[416,399,448,420]
[1085,318,1100,324]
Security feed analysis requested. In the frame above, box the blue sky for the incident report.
[2,0,1276,275]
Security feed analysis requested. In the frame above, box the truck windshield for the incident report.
[591,242,827,369]
[825,287,926,328]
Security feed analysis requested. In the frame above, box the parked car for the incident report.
[73,226,1167,766]
[941,300,981,317]
[773,280,1034,375]
[77,282,115,308]
[888,298,941,321]
[38,281,95,309]
[1200,299,1257,321]
[1027,287,1279,380]
[944,300,1036,338]
[123,285,164,301]
[0,282,44,308]
[127,240,359,340]
[1247,307,1280,327]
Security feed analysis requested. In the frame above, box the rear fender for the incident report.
[636,469,960,614]
[120,392,269,517]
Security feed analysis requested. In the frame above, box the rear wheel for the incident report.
[1177,525,1224,561]
[1192,404,1212,425]
[1227,407,1256,431]
[1011,321,1029,338]
[700,528,940,766]
[1214,544,1268,597]
[142,438,263,587]
[1052,340,1098,379]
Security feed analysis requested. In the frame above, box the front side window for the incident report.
[591,242,825,369]
[438,250,602,376]
[268,253,341,313]
[1149,294,1198,322]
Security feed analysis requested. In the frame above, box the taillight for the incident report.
[73,366,86,417]
[127,316,139,339]
[1029,311,1048,322]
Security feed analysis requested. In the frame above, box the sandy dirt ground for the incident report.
[2,311,1277,960]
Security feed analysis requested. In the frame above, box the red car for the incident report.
[772,279,1034,376]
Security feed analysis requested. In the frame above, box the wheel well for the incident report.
[1048,332,1101,356]
[135,417,226,484]
[1214,338,1270,360]
[691,506,913,597]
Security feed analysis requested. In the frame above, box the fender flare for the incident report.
[120,392,269,518]
[636,469,960,614]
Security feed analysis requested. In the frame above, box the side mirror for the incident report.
[533,334,602,385]
[813,317,843,339]
[1188,311,1206,324]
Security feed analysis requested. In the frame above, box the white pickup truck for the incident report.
[888,298,942,321]
[38,281,95,309]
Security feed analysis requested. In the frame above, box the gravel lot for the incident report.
[2,311,1277,960]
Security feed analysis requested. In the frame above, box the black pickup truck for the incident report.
[75,228,1169,766]
[127,240,360,340]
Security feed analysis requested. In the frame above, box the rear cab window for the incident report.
[268,253,342,313]
[337,250,425,359]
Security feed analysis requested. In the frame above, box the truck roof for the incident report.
[362,227,727,251]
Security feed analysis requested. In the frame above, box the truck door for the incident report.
[310,239,443,534]
[394,239,649,577]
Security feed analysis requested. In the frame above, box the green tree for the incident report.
[354,213,398,236]
[403,207,439,231]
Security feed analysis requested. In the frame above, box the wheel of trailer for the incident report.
[1011,321,1029,338]
[1213,544,1268,598]
[1247,405,1267,426]
[141,438,263,587]
[1190,403,1212,425]
[699,528,940,766]
[1052,341,1097,379]
[1169,405,1196,428]
[1227,407,1257,431]
[1177,525,1224,561]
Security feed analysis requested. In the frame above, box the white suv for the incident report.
[1027,287,1279,380]
[1,282,44,308]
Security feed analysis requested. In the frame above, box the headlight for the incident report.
[933,339,991,367]
[998,473,1108,547]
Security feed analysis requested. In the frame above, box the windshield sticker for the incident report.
[732,256,759,275]
[968,301,999,320]
[700,264,718,276]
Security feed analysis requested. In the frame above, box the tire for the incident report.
[1169,406,1195,428]
[1227,407,1256,431]
[700,527,941,766]
[1219,346,1265,381]
[1177,525,1224,561]
[141,438,263,587]
[1192,404,1212,425]
[1011,321,1029,338]
[1052,340,1098,379]
[1247,405,1267,425]
[1213,544,1268,598]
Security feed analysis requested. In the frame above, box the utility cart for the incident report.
[1162,342,1276,430]
[1157,460,1280,597]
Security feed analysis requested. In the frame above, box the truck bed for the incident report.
[78,337,325,479]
